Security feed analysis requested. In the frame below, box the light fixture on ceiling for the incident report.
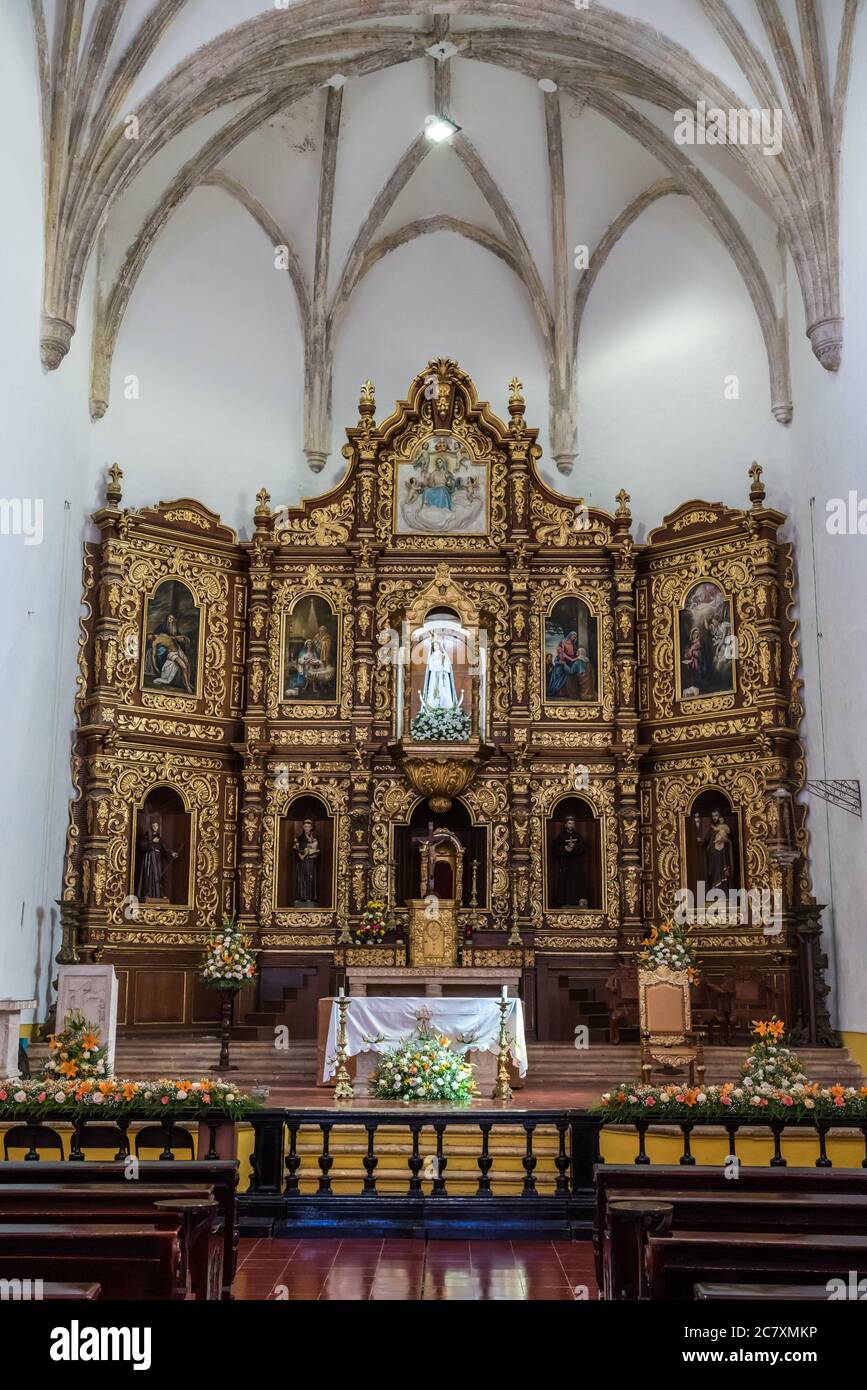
[538,78,558,93]
[426,40,459,62]
[424,114,461,143]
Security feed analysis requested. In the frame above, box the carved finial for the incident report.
[360,380,375,410]
[749,461,766,508]
[106,463,123,506]
[615,489,631,520]
[509,376,523,404]
[255,488,271,520]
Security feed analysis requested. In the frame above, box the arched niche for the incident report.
[685,788,743,908]
[395,596,488,742]
[133,786,192,905]
[281,592,339,703]
[544,795,603,911]
[393,797,487,910]
[276,794,334,910]
[142,578,201,697]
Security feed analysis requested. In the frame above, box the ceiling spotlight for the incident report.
[424,114,461,143]
[426,40,459,62]
[538,78,558,93]
[325,74,346,89]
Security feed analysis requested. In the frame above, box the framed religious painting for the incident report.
[676,580,736,702]
[394,434,489,537]
[542,595,599,707]
[281,593,340,704]
[141,578,202,698]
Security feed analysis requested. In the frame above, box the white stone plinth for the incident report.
[56,965,118,1071]
[0,1000,37,1079]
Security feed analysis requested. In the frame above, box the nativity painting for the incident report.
[544,595,599,704]
[395,434,488,536]
[282,594,339,702]
[678,580,735,700]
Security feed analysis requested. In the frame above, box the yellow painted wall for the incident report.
[841,1031,867,1077]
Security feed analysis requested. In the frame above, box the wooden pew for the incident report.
[0,1159,238,1298]
[694,1282,832,1300]
[0,1187,220,1300]
[0,1281,102,1301]
[595,1163,867,1297]
[646,1229,867,1301]
[0,1223,187,1300]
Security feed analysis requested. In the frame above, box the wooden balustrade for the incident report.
[241,1109,867,1238]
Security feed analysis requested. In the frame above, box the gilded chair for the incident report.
[638,968,705,1087]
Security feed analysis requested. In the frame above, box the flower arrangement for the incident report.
[596,1016,867,1121]
[410,704,472,743]
[742,1017,807,1089]
[356,900,387,945]
[42,1010,109,1082]
[596,1079,867,1122]
[0,1076,259,1119]
[638,919,700,982]
[200,913,258,989]
[368,1028,476,1102]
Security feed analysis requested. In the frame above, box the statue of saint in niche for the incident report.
[136,818,179,901]
[694,807,735,895]
[293,818,320,906]
[553,815,585,907]
[421,633,462,711]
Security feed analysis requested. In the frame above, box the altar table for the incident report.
[322,996,528,1087]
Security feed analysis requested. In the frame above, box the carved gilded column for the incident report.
[77,466,126,958]
[237,492,275,940]
[611,492,643,940]
[346,382,381,934]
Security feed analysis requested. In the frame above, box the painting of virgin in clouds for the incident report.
[395,435,487,535]
[678,580,735,699]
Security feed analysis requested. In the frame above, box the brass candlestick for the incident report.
[333,995,355,1100]
[492,996,513,1102]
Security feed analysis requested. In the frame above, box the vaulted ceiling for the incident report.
[33,0,857,472]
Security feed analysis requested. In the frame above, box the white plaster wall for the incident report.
[777,14,867,1035]
[574,194,787,530]
[0,5,95,1017]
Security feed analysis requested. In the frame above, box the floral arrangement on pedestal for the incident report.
[368,1028,476,1102]
[410,704,472,743]
[0,1075,259,1119]
[356,900,387,946]
[42,1010,109,1082]
[742,1016,808,1089]
[596,1017,867,1121]
[637,919,700,982]
[200,914,258,989]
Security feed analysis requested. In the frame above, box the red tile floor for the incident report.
[234,1236,599,1300]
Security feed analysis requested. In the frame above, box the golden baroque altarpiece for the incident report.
[59,361,828,1040]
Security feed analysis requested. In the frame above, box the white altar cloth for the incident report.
[322,996,527,1083]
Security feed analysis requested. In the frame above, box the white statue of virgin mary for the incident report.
[421,633,462,710]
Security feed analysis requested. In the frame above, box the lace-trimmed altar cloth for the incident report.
[322,996,527,1082]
